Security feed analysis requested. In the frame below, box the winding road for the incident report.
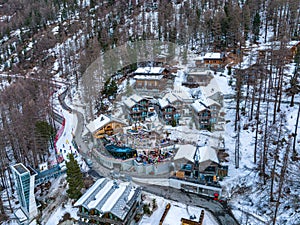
[57,86,240,225]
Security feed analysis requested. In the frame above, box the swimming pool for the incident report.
[105,144,137,159]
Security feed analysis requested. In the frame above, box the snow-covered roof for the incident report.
[86,115,111,134]
[74,178,141,220]
[130,94,143,102]
[195,145,219,163]
[164,93,178,104]
[188,68,213,76]
[158,98,170,108]
[133,75,164,80]
[201,78,222,98]
[86,114,126,134]
[206,98,221,107]
[174,144,196,163]
[171,85,193,102]
[124,94,146,108]
[123,98,136,108]
[191,100,209,113]
[213,75,232,95]
[134,67,165,75]
[203,52,222,59]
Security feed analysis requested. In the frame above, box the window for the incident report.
[174,113,181,118]
[210,118,217,123]
[132,107,139,112]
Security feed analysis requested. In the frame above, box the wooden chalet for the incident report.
[123,94,154,123]
[203,52,225,68]
[85,114,126,139]
[133,67,175,96]
[75,178,142,225]
[191,101,212,130]
[185,68,214,87]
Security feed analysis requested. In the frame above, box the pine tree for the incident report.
[66,154,84,200]
[252,12,260,42]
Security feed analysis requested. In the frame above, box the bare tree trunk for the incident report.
[273,67,280,124]
[270,114,284,202]
[250,87,256,121]
[254,118,259,164]
[276,68,284,112]
[292,103,300,160]
[272,139,291,225]
[262,93,270,184]
[235,71,242,131]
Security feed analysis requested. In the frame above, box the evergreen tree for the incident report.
[252,12,261,42]
[35,121,55,141]
[242,4,251,41]
[108,79,118,97]
[66,154,84,200]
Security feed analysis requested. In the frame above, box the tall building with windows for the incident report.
[11,163,38,220]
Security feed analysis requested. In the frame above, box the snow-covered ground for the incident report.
[139,194,218,225]
[45,201,78,225]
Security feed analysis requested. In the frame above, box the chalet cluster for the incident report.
[124,63,225,130]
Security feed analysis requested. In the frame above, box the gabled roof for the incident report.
[123,98,137,108]
[74,178,141,221]
[206,98,221,107]
[195,145,219,164]
[171,85,193,102]
[86,114,126,134]
[173,144,196,163]
[164,92,178,104]
[191,100,209,113]
[198,159,220,172]
[201,78,222,98]
[123,94,145,108]
[158,98,170,109]
[130,94,143,102]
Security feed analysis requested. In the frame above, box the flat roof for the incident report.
[13,163,29,175]
[14,208,28,222]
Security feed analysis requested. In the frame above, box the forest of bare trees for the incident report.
[0,0,299,223]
